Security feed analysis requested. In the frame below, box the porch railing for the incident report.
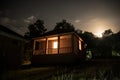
[34,47,72,55]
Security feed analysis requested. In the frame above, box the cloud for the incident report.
[0,17,17,26]
[74,20,80,23]
[27,16,35,20]
[24,15,36,23]
[0,10,17,26]
[24,19,30,23]
[0,10,27,35]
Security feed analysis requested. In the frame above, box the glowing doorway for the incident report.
[53,41,58,48]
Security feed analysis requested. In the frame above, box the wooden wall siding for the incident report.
[60,38,71,47]
[73,35,79,54]
[0,35,24,67]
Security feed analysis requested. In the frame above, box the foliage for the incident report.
[78,31,96,49]
[34,20,47,34]
[77,29,120,57]
[24,19,47,38]
[102,29,113,37]
[54,19,75,31]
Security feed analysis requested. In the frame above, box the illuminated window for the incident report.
[48,37,58,54]
[53,41,58,48]
[79,40,82,50]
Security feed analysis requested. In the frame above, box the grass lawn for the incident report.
[0,67,58,80]
[1,61,120,80]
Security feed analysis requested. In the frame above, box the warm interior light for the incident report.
[53,41,58,48]
[79,40,82,50]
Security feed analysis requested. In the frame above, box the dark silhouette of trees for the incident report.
[77,28,120,58]
[28,24,39,37]
[99,29,120,56]
[102,29,113,37]
[24,19,47,38]
[76,29,83,36]
[111,31,120,56]
[34,20,47,34]
[95,29,113,57]
[80,31,96,49]
[94,29,120,57]
[54,20,75,31]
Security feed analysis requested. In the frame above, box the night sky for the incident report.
[0,0,120,36]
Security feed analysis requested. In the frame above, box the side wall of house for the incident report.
[73,34,78,54]
[0,35,24,69]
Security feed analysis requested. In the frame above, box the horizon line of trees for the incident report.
[24,19,75,38]
[24,19,120,38]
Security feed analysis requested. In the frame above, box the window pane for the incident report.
[60,35,72,53]
[48,37,58,54]
[79,40,82,50]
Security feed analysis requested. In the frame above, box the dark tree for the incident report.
[112,31,120,56]
[28,24,39,37]
[81,31,95,49]
[34,20,47,34]
[54,19,75,31]
[76,29,83,35]
[102,29,113,37]
[24,19,47,38]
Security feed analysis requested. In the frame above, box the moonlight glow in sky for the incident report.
[0,0,120,36]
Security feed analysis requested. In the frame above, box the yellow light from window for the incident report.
[53,41,58,48]
[79,40,82,50]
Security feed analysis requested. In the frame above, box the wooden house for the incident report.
[0,25,26,69]
[32,30,87,65]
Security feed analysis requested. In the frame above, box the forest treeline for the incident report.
[24,19,120,58]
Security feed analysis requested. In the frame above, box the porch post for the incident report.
[33,40,36,55]
[72,33,74,54]
[46,37,48,54]
[58,36,60,54]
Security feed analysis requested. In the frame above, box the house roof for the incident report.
[34,29,85,43]
[0,25,26,41]
[33,29,83,40]
[40,29,74,37]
